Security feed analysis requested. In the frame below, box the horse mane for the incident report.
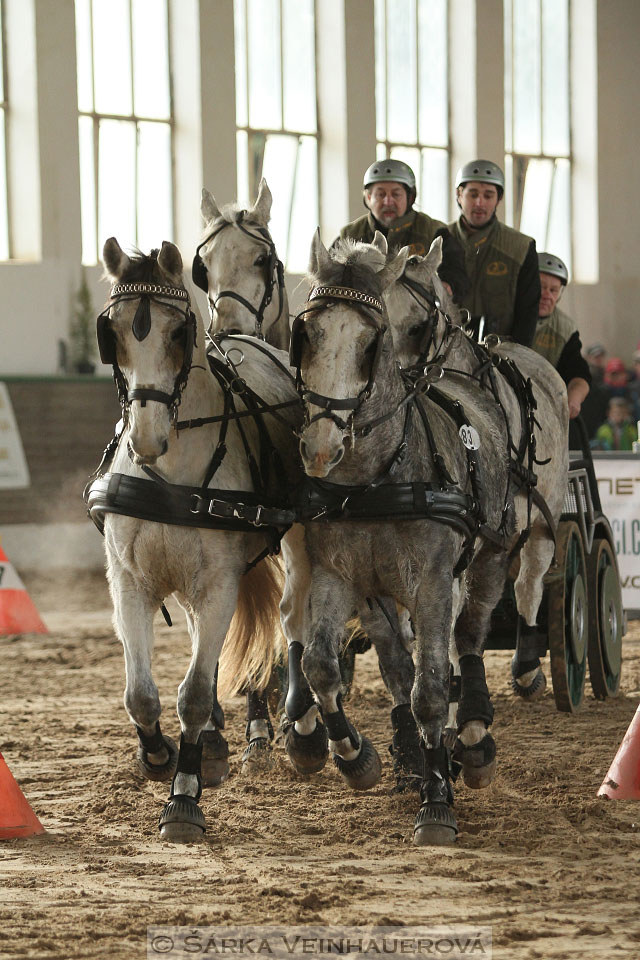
[308,238,386,298]
[106,248,176,286]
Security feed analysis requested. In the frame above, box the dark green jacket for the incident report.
[449,216,540,346]
[338,211,470,301]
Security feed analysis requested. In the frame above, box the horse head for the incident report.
[101,237,198,465]
[193,179,288,349]
[292,230,406,478]
[382,236,464,372]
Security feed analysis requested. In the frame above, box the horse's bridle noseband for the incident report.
[192,212,285,340]
[97,280,197,422]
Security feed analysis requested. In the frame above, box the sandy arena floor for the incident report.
[1,569,640,960]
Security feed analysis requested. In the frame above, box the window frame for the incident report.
[75,0,175,265]
[374,0,451,224]
[504,0,573,268]
[233,0,319,273]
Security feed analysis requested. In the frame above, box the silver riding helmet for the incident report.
[538,252,569,285]
[455,159,505,193]
[363,159,416,191]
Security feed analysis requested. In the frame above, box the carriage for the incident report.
[487,415,625,712]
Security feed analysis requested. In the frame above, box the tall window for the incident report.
[374,0,449,222]
[0,0,9,260]
[234,0,318,274]
[504,0,571,270]
[75,0,173,265]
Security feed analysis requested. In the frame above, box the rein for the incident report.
[192,213,286,340]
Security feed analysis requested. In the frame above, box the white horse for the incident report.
[192,179,290,350]
[90,238,308,842]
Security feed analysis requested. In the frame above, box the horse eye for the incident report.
[364,339,377,356]
[408,324,424,337]
[254,254,267,267]
[171,325,186,342]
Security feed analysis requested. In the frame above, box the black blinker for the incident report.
[192,252,209,293]
[132,295,152,341]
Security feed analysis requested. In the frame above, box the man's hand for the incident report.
[567,377,590,419]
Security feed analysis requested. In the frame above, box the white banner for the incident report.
[593,453,640,613]
[0,382,30,489]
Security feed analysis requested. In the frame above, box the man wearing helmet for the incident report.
[449,159,540,346]
[532,252,591,420]
[338,159,469,301]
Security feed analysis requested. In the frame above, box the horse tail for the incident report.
[217,555,285,699]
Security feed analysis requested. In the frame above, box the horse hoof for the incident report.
[201,729,230,788]
[457,732,497,789]
[158,795,205,843]
[413,802,457,846]
[241,737,275,776]
[283,719,329,774]
[137,735,178,782]
[511,668,547,701]
[333,735,381,790]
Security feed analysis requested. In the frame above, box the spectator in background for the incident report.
[591,396,638,451]
[585,343,607,386]
[627,348,640,421]
[603,357,632,401]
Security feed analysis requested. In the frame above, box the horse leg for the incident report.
[302,575,382,791]
[109,569,178,782]
[359,597,420,792]
[279,526,330,775]
[240,684,275,774]
[410,575,458,846]
[452,547,510,789]
[160,585,239,843]
[511,529,555,700]
[200,666,230,787]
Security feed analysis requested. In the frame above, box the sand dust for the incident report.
[1,569,640,960]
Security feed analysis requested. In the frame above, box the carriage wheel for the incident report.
[547,521,588,712]
[587,538,623,699]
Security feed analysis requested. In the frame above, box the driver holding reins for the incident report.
[337,158,469,302]
[448,160,540,346]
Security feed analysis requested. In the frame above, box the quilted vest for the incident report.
[449,217,532,336]
[340,210,446,256]
[531,306,574,368]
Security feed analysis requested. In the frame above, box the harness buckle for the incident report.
[190,494,203,514]
[251,505,264,526]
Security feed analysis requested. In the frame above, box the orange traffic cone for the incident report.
[598,703,640,799]
[0,541,47,635]
[0,750,45,839]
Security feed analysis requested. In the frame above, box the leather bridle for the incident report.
[290,285,391,435]
[192,212,286,340]
[97,281,197,424]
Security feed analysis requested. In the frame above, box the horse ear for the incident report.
[371,231,388,257]
[103,237,131,280]
[377,246,409,290]
[308,227,332,277]
[157,241,184,282]
[252,178,273,224]
[423,235,444,275]
[201,188,221,224]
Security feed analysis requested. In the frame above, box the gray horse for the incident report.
[288,232,568,844]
